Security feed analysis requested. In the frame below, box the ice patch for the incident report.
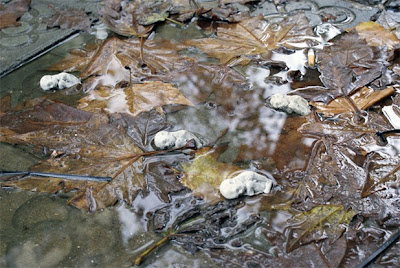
[269,94,311,115]
[219,171,273,199]
[40,72,80,91]
[154,130,204,150]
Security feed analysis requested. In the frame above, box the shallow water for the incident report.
[1,2,398,267]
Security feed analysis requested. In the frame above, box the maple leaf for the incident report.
[48,37,195,92]
[185,13,314,65]
[180,146,241,203]
[286,205,356,252]
[77,81,194,117]
[317,30,387,98]
[0,100,146,211]
[0,0,31,29]
[310,86,395,116]
[356,21,400,50]
[43,5,91,31]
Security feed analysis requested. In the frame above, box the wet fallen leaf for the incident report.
[99,0,153,37]
[49,37,195,91]
[185,13,314,65]
[0,100,146,211]
[311,86,395,116]
[356,21,400,50]
[77,81,194,117]
[43,6,91,31]
[0,0,31,29]
[317,30,387,99]
[180,146,241,202]
[286,205,356,253]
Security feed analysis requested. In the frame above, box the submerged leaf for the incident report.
[1,101,146,211]
[181,147,241,202]
[77,81,194,116]
[286,205,356,252]
[185,13,314,65]
[0,0,31,29]
[43,6,91,31]
[318,30,387,98]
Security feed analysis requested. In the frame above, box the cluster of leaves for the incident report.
[1,0,400,267]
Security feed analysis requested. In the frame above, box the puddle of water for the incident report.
[0,13,323,267]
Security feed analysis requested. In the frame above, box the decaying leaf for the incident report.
[356,21,400,50]
[180,146,241,202]
[49,37,195,91]
[99,0,153,37]
[43,6,91,31]
[317,30,387,99]
[311,86,395,116]
[0,0,31,29]
[77,81,194,116]
[0,100,146,211]
[286,205,356,252]
[185,13,314,65]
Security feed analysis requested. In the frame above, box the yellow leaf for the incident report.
[356,21,400,50]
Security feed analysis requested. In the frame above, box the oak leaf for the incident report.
[44,6,91,31]
[77,81,194,117]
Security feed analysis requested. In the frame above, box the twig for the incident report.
[133,228,175,266]
[356,229,400,268]
[0,171,111,182]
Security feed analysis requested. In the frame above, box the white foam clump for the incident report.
[382,105,400,128]
[269,94,311,115]
[154,130,204,150]
[40,72,81,91]
[220,171,273,199]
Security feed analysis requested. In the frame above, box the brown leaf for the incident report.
[0,101,146,211]
[77,81,194,117]
[311,86,395,116]
[317,30,387,98]
[0,0,31,29]
[43,6,91,31]
[49,37,195,91]
[185,13,314,65]
[356,21,400,50]
[99,0,153,37]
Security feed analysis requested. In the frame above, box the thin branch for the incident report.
[0,171,111,182]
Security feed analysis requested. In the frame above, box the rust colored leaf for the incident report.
[311,86,395,116]
[180,146,241,203]
[77,81,194,117]
[185,13,314,65]
[286,205,356,252]
[356,21,400,50]
[0,0,31,29]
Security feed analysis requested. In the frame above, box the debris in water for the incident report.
[219,170,273,199]
[39,72,80,91]
[269,94,311,115]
